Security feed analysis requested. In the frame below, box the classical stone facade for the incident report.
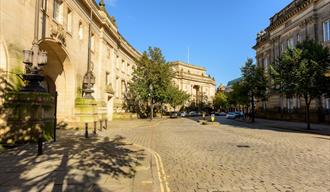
[171,61,216,107]
[253,0,330,122]
[0,0,140,125]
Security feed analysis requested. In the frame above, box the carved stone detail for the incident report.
[50,23,66,46]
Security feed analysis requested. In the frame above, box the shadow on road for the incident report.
[0,133,145,191]
[185,116,330,137]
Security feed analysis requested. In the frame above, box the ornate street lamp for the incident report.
[21,46,48,92]
[82,70,95,99]
[21,0,48,93]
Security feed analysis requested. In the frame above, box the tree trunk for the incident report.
[305,98,311,130]
[160,103,163,118]
[150,99,154,121]
[251,94,255,123]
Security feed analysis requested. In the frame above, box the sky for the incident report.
[101,0,292,86]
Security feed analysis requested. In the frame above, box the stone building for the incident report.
[0,0,140,125]
[253,0,330,121]
[171,61,216,107]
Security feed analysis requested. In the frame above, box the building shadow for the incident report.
[183,115,330,136]
[0,134,145,192]
[215,116,330,136]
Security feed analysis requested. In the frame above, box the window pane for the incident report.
[67,9,72,32]
[324,20,330,42]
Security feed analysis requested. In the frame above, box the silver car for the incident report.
[226,112,237,119]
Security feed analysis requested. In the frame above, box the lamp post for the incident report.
[21,0,48,156]
[149,84,153,120]
[21,0,47,92]
[82,5,95,99]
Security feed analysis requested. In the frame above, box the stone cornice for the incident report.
[267,0,319,32]
[174,73,216,86]
[82,0,141,60]
[170,61,206,71]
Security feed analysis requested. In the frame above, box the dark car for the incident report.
[170,112,178,118]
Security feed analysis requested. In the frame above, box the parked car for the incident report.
[226,112,237,119]
[181,111,188,117]
[234,112,244,118]
[170,112,178,118]
[219,112,227,116]
[189,111,197,117]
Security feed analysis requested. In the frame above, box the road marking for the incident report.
[141,180,153,184]
[133,143,171,192]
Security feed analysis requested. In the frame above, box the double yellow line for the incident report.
[133,143,171,192]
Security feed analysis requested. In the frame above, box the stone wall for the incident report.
[0,0,140,126]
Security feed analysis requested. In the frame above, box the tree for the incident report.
[227,82,250,111]
[271,39,330,129]
[241,58,268,122]
[129,47,173,118]
[166,85,190,111]
[213,92,228,111]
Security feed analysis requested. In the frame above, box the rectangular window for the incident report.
[280,43,286,53]
[287,38,294,48]
[115,77,120,98]
[78,22,83,40]
[106,72,110,85]
[121,60,125,72]
[42,0,48,12]
[106,45,111,58]
[297,33,301,43]
[67,9,72,33]
[127,63,131,74]
[296,97,301,109]
[53,0,63,24]
[116,56,119,69]
[90,33,95,52]
[287,97,294,111]
[323,20,330,42]
[264,57,269,72]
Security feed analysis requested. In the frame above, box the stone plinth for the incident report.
[1,92,54,145]
[74,98,98,128]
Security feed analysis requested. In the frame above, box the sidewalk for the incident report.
[225,117,330,136]
[255,118,330,136]
[0,128,161,192]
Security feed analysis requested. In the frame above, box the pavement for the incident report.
[0,121,163,192]
[0,117,330,192]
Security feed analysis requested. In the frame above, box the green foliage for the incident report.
[128,47,174,117]
[166,85,190,111]
[241,58,268,101]
[213,92,228,110]
[227,82,249,107]
[270,39,330,128]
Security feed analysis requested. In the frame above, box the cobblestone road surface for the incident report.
[108,117,330,192]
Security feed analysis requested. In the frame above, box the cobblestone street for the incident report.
[108,117,330,192]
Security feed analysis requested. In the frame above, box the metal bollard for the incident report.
[93,121,97,135]
[37,131,43,156]
[85,123,88,138]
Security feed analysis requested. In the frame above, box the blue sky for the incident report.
[102,0,292,86]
